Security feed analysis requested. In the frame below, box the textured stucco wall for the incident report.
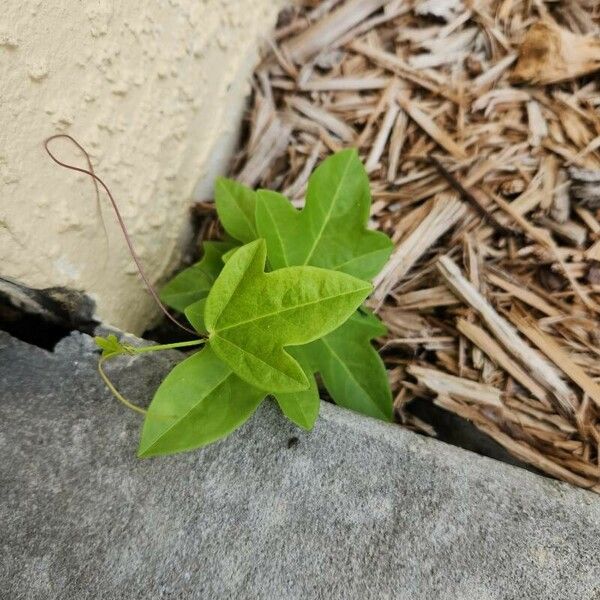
[0,0,282,333]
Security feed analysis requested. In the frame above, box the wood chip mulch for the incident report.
[223,0,600,492]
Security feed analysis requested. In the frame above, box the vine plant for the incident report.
[94,149,394,457]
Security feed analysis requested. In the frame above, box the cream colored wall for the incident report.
[0,0,282,333]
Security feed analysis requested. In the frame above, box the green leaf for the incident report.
[205,239,372,393]
[255,149,392,280]
[95,334,129,358]
[159,241,235,312]
[138,346,265,457]
[274,349,320,430]
[221,246,239,264]
[304,309,393,422]
[185,298,207,334]
[215,177,257,244]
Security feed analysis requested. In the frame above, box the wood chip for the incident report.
[512,21,600,85]
[289,96,356,142]
[408,365,503,408]
[457,318,550,405]
[438,255,578,416]
[396,95,467,159]
[284,0,389,63]
[509,307,600,410]
[373,194,466,302]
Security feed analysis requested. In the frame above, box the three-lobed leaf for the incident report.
[215,177,257,243]
[204,239,372,393]
[303,309,393,422]
[138,346,264,458]
[184,298,392,423]
[160,241,235,313]
[255,149,392,280]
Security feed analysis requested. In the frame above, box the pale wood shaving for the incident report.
[457,318,550,406]
[373,194,467,302]
[511,21,600,85]
[509,307,600,410]
[408,365,503,408]
[283,0,390,63]
[438,255,579,417]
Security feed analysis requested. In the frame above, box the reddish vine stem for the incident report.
[44,134,196,335]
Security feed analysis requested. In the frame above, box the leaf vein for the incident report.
[328,245,389,272]
[319,337,387,420]
[262,200,289,266]
[214,287,368,333]
[225,185,256,236]
[213,335,301,388]
[141,368,232,454]
[302,154,354,266]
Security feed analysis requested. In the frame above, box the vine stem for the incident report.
[98,339,207,415]
[44,134,209,416]
[98,356,147,416]
[132,338,207,354]
[43,134,197,335]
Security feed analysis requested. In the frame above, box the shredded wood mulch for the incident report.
[213,0,600,492]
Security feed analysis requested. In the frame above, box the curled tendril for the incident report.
[43,134,197,335]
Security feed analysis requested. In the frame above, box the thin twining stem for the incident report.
[44,134,197,335]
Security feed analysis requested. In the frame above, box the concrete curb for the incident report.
[1,331,599,599]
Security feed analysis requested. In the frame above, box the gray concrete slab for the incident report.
[1,330,599,599]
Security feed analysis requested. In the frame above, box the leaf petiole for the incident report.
[132,338,207,354]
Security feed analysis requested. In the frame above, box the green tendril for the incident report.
[97,338,207,416]
[98,356,148,416]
